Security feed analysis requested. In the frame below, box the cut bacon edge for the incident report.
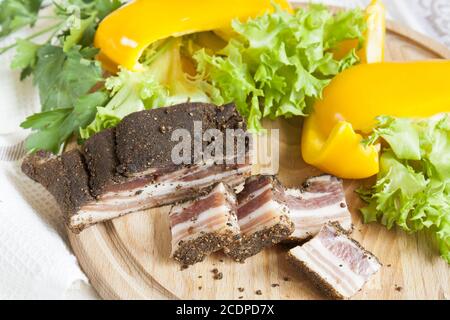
[287,222,381,299]
[284,175,353,242]
[225,175,294,262]
[169,183,240,266]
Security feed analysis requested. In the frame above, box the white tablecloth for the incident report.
[0,0,449,300]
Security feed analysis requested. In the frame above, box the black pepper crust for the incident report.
[82,128,124,196]
[21,150,71,213]
[21,150,57,184]
[60,149,95,212]
[115,102,248,176]
[21,103,250,233]
[172,230,239,266]
[286,251,345,300]
[286,222,382,300]
[225,215,295,263]
[21,149,95,226]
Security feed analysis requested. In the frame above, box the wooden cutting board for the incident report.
[67,11,450,300]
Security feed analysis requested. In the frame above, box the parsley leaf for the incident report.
[94,0,122,19]
[33,44,103,111]
[10,38,39,79]
[0,0,44,38]
[21,91,108,153]
[3,0,124,153]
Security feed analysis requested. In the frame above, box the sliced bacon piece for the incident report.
[169,183,240,266]
[287,222,381,299]
[225,175,294,262]
[71,160,250,231]
[285,175,353,242]
[22,103,252,233]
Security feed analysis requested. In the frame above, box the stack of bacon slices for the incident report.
[169,173,381,299]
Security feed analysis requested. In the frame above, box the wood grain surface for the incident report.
[68,9,450,300]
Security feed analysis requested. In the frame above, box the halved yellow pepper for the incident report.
[302,61,450,179]
[302,119,380,179]
[94,0,292,71]
[333,0,386,63]
[360,0,386,63]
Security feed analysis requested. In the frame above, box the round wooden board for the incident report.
[68,9,450,300]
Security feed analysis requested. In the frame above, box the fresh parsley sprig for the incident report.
[0,0,123,153]
[0,0,45,38]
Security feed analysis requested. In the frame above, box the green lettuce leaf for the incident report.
[360,114,450,263]
[194,4,365,131]
[80,38,213,139]
[17,3,365,151]
[370,116,422,160]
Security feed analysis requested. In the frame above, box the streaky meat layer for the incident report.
[284,175,353,242]
[169,183,240,266]
[226,175,294,262]
[287,222,381,299]
[72,160,250,231]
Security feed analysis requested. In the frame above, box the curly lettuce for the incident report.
[360,114,450,263]
[194,4,366,131]
[80,38,213,138]
[81,4,366,139]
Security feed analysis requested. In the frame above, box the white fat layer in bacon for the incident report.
[72,165,250,228]
[285,176,352,240]
[170,205,233,255]
[233,182,245,194]
[127,155,241,178]
[238,200,287,235]
[237,184,272,209]
[319,230,381,280]
[286,190,331,200]
[84,165,248,209]
[309,175,334,183]
[284,188,302,197]
[290,225,381,298]
[100,164,250,202]
[289,202,352,240]
[170,183,223,216]
[290,241,365,298]
[70,209,128,228]
[169,183,239,255]
[103,166,249,203]
[170,183,233,215]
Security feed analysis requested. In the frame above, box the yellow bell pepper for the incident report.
[333,0,386,63]
[94,0,292,71]
[302,61,450,179]
[360,0,386,63]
